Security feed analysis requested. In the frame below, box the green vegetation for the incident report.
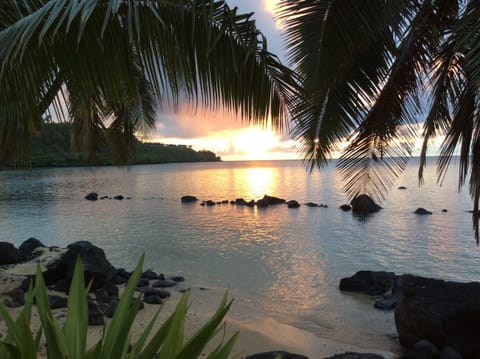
[3,123,219,168]
[0,257,237,359]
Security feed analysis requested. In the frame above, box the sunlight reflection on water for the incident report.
[0,159,479,353]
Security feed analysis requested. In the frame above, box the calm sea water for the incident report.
[1,158,479,352]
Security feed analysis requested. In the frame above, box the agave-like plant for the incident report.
[0,0,297,166]
[278,0,480,241]
[0,257,237,358]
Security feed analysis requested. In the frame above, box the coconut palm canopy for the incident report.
[0,0,297,165]
[278,0,480,242]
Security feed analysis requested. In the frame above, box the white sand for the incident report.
[0,250,396,358]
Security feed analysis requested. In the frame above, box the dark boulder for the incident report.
[113,195,124,200]
[440,346,462,359]
[204,200,216,206]
[85,192,98,201]
[52,278,70,293]
[287,200,300,208]
[395,275,480,358]
[442,209,448,213]
[261,195,286,205]
[142,270,158,280]
[136,287,171,299]
[88,301,105,326]
[152,279,177,288]
[305,202,319,207]
[235,198,248,205]
[245,351,308,359]
[339,271,395,296]
[399,340,440,359]
[374,295,399,311]
[398,186,408,190]
[323,353,384,359]
[48,295,68,309]
[181,195,198,203]
[0,242,27,265]
[414,208,432,215]
[143,295,163,305]
[256,198,269,208]
[169,276,185,282]
[18,238,45,258]
[339,204,352,212]
[3,289,25,308]
[350,195,382,214]
[43,241,115,290]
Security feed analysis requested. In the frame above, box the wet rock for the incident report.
[152,279,177,288]
[43,241,115,290]
[204,200,215,206]
[88,301,104,326]
[287,200,300,208]
[169,276,185,282]
[395,275,480,358]
[143,295,163,305]
[260,195,286,205]
[85,192,98,201]
[398,186,407,190]
[113,195,124,200]
[305,202,319,207]
[52,278,70,293]
[0,242,27,265]
[339,204,352,212]
[142,270,158,280]
[136,287,171,299]
[18,238,45,258]
[245,351,308,359]
[374,295,399,311]
[414,208,432,215]
[442,209,448,213]
[3,289,25,308]
[181,195,198,203]
[399,340,440,359]
[339,271,395,296]
[351,195,382,214]
[256,198,269,208]
[136,278,150,287]
[49,295,68,309]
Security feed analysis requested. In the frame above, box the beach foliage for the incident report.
[0,256,237,358]
[278,0,480,241]
[0,0,297,166]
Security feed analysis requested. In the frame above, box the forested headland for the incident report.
[2,123,220,168]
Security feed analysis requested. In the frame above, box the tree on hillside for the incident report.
[278,0,480,241]
[0,0,297,165]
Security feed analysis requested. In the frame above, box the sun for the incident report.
[229,127,282,160]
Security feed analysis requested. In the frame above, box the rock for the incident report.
[143,295,163,305]
[287,200,300,208]
[100,196,109,200]
[256,198,269,208]
[374,295,399,311]
[3,289,25,308]
[305,202,319,207]
[169,276,185,282]
[141,270,158,280]
[398,186,407,190]
[48,295,68,309]
[18,276,35,292]
[18,238,45,258]
[204,200,215,206]
[52,278,70,293]
[103,298,119,318]
[395,275,480,358]
[440,346,463,359]
[442,209,448,213]
[152,279,177,288]
[323,353,384,359]
[113,195,124,200]
[339,204,352,211]
[339,271,395,296]
[350,195,382,214]
[136,278,150,287]
[111,275,128,285]
[260,195,286,205]
[400,340,440,359]
[43,241,115,290]
[235,198,249,206]
[181,195,198,203]
[0,242,27,265]
[414,208,432,215]
[245,200,255,207]
[88,301,104,326]
[85,192,98,201]
[245,351,308,359]
[136,287,171,299]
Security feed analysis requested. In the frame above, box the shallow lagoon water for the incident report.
[1,158,479,353]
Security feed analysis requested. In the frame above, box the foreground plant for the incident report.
[0,257,237,358]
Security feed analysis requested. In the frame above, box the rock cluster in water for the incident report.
[0,239,184,326]
[181,194,329,209]
[340,270,479,358]
[85,192,131,201]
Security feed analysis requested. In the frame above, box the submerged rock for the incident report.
[339,204,352,212]
[85,192,98,201]
[287,200,300,208]
[414,207,432,215]
[181,195,197,203]
[339,271,395,296]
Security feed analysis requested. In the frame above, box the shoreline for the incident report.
[0,245,396,358]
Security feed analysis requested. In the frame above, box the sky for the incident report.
[149,0,299,161]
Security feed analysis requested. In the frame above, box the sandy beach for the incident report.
[0,247,395,358]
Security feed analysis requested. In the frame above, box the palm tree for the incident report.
[0,0,297,165]
[278,0,480,242]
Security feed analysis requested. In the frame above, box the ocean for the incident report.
[1,157,479,353]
